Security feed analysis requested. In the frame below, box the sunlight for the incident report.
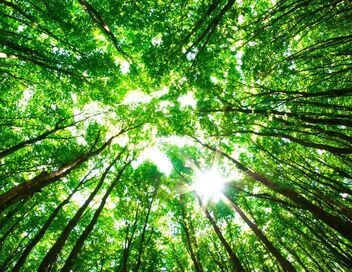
[152,33,163,46]
[120,60,130,74]
[192,169,225,203]
[122,90,152,105]
[71,191,89,206]
[160,136,194,147]
[132,147,172,176]
[18,87,34,110]
[178,92,197,108]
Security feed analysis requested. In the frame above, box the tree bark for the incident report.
[133,184,158,272]
[181,0,221,46]
[223,194,296,272]
[204,207,244,272]
[205,107,352,127]
[0,134,118,213]
[188,0,236,52]
[179,200,203,272]
[77,0,131,61]
[217,129,352,154]
[60,161,130,272]
[11,169,93,272]
[37,149,125,271]
[117,206,140,272]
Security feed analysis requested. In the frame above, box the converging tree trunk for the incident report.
[0,131,125,213]
[194,138,352,241]
[133,183,158,272]
[204,207,245,272]
[11,169,93,272]
[223,194,296,272]
[37,149,126,271]
[60,160,130,272]
[179,200,204,272]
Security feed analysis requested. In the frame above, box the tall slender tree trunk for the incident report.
[216,129,352,154]
[204,207,245,272]
[37,149,125,271]
[179,200,204,272]
[11,170,93,272]
[205,107,352,127]
[0,204,32,246]
[133,184,158,272]
[180,0,221,46]
[77,0,131,61]
[117,206,140,272]
[60,161,130,272]
[194,138,352,241]
[0,231,30,271]
[188,0,236,51]
[223,194,296,272]
[0,134,117,213]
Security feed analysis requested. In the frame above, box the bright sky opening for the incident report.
[132,147,172,177]
[192,168,226,203]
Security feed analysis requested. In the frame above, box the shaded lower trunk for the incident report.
[11,171,92,272]
[133,184,158,272]
[117,206,140,272]
[179,200,203,272]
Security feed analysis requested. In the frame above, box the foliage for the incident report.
[0,0,351,271]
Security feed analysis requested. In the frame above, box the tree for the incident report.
[0,0,351,271]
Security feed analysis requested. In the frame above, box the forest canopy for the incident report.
[0,0,351,271]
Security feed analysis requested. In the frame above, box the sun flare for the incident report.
[192,169,226,203]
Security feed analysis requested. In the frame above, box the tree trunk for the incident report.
[77,0,131,61]
[188,0,236,51]
[133,184,158,272]
[117,206,140,272]
[195,138,352,241]
[180,0,221,46]
[205,107,352,127]
[204,207,244,272]
[60,161,130,272]
[224,194,296,272]
[11,170,92,272]
[0,134,117,213]
[37,150,125,271]
[179,201,203,272]
[218,129,352,154]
